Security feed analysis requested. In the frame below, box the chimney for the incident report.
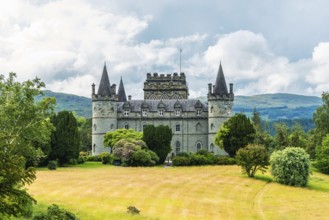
[229,83,234,94]
[128,95,132,101]
[208,83,212,94]
[92,83,95,95]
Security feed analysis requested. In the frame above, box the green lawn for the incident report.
[28,162,329,220]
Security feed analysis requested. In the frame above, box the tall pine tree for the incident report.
[49,111,80,165]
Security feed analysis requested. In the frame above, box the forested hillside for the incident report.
[39,91,322,123]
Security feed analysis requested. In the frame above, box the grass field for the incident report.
[28,162,329,220]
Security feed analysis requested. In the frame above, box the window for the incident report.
[176,124,181,132]
[142,110,147,116]
[211,123,215,130]
[124,110,129,116]
[175,141,181,154]
[93,124,97,131]
[196,142,202,151]
[210,106,214,113]
[110,124,114,129]
[197,110,201,116]
[142,124,147,131]
[196,123,201,131]
[209,144,214,152]
[93,144,96,153]
[159,110,164,116]
[175,110,180,116]
[124,124,129,129]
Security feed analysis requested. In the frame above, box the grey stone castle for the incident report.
[91,63,234,155]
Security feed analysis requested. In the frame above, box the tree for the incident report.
[288,123,308,149]
[235,144,269,178]
[103,128,143,148]
[78,118,92,152]
[143,125,173,164]
[0,73,55,218]
[270,147,310,187]
[214,113,255,157]
[49,111,80,166]
[274,123,290,150]
[315,134,329,174]
[251,107,262,131]
[313,92,329,146]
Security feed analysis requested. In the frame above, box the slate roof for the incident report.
[117,99,208,112]
[117,77,127,102]
[97,64,112,96]
[214,63,228,95]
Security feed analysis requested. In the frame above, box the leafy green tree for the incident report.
[274,123,290,150]
[49,111,80,166]
[79,118,92,152]
[313,92,329,146]
[288,123,308,149]
[235,144,269,177]
[143,125,173,164]
[251,107,262,131]
[315,134,329,174]
[0,73,55,218]
[306,129,317,159]
[270,147,310,187]
[103,129,143,148]
[214,113,255,157]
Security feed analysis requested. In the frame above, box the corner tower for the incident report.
[207,63,234,155]
[92,63,117,155]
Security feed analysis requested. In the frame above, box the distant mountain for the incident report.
[38,91,322,120]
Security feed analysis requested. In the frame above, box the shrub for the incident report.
[270,147,310,186]
[172,156,190,166]
[99,152,113,165]
[77,157,86,164]
[148,150,160,164]
[216,156,236,165]
[127,206,140,215]
[176,152,189,157]
[315,134,329,174]
[196,149,208,156]
[86,155,102,162]
[47,160,58,170]
[189,154,208,166]
[235,144,269,177]
[33,204,79,220]
[68,159,78,165]
[129,150,153,166]
[79,151,88,157]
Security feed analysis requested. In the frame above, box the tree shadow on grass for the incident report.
[253,174,273,183]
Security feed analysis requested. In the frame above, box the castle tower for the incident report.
[117,77,127,102]
[207,63,234,155]
[91,63,117,155]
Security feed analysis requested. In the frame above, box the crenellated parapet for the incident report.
[144,72,189,100]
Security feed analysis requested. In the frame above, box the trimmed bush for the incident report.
[77,157,86,164]
[235,144,269,177]
[172,156,190,166]
[47,160,58,170]
[86,155,102,162]
[69,159,78,165]
[129,150,153,166]
[189,154,208,166]
[99,152,113,165]
[196,149,209,156]
[148,150,160,164]
[216,156,236,165]
[270,147,310,186]
[176,152,189,157]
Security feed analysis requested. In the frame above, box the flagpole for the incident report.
[180,48,182,74]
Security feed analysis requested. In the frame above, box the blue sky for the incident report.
[1,0,329,98]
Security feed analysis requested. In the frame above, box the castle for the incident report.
[91,63,234,155]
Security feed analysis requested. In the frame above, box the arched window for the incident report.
[196,123,201,131]
[196,142,202,151]
[175,141,181,154]
[110,124,114,129]
[176,124,181,132]
[210,144,214,152]
[124,123,129,129]
[93,144,96,153]
[210,106,214,113]
[93,124,97,131]
[211,123,215,130]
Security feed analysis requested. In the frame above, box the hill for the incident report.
[38,91,322,120]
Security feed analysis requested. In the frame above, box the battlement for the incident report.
[146,72,186,82]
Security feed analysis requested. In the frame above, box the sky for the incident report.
[1,0,329,99]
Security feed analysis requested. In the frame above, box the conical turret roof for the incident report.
[118,77,127,102]
[214,63,228,94]
[97,63,111,96]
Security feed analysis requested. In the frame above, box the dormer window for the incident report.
[124,110,129,116]
[159,110,164,116]
[142,109,148,116]
[197,110,201,116]
[175,110,180,116]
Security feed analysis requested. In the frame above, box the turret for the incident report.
[207,63,234,155]
[118,77,127,102]
[91,63,117,155]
